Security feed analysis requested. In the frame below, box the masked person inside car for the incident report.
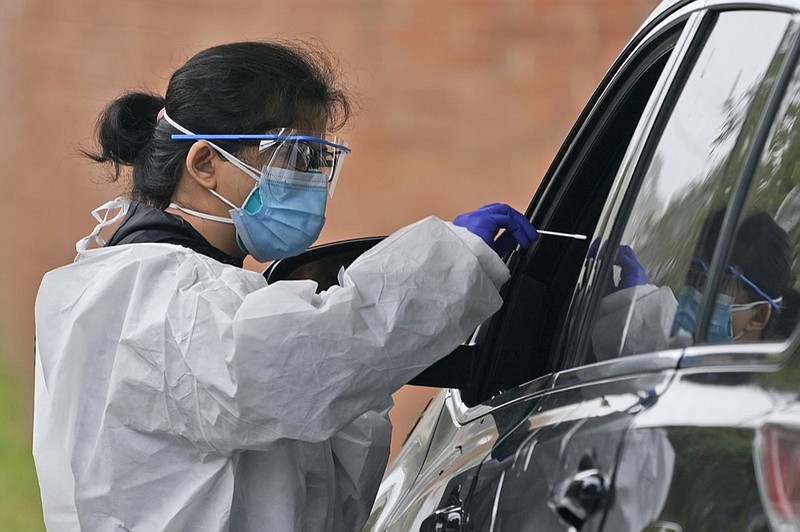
[32,41,539,532]
[591,209,792,359]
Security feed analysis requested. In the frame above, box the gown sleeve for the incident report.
[169,216,509,453]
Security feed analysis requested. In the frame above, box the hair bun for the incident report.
[92,92,166,168]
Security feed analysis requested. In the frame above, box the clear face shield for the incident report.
[256,129,350,197]
[170,128,351,198]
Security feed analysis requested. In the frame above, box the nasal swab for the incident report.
[538,230,587,240]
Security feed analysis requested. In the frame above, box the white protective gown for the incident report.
[33,201,510,532]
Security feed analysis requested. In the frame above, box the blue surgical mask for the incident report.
[170,161,327,262]
[671,285,734,342]
[231,167,327,261]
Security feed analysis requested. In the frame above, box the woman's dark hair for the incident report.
[83,41,352,208]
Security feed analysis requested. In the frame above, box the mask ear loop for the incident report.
[161,110,261,219]
[167,201,236,224]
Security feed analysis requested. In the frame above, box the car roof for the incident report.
[639,0,695,32]
[641,0,799,31]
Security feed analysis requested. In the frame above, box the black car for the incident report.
[267,0,800,530]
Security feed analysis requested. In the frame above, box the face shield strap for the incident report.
[161,110,261,182]
[160,110,260,220]
[691,257,782,311]
[728,266,782,310]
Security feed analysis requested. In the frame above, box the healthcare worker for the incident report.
[33,41,538,531]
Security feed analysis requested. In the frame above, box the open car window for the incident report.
[461,20,686,406]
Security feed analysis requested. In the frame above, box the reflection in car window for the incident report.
[704,55,800,345]
[586,11,795,361]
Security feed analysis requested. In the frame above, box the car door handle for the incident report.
[548,468,610,530]
[420,504,464,532]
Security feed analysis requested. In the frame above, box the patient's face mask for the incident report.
[670,258,781,343]
[671,286,735,342]
[162,112,350,261]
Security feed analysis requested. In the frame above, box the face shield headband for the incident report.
[686,257,783,310]
[161,110,351,198]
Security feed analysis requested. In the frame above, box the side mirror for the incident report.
[263,237,479,391]
[263,237,385,291]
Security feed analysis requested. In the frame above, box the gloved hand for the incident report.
[453,203,538,256]
[615,245,648,289]
[587,240,648,291]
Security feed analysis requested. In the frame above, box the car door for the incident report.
[460,5,800,532]
[364,8,692,531]
[601,6,800,530]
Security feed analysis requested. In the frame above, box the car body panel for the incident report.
[462,370,675,531]
[604,351,800,531]
[363,391,447,531]
[367,392,540,531]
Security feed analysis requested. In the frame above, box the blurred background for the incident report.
[0,0,658,528]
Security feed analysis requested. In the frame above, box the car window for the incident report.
[582,10,796,362]
[703,48,800,346]
[463,23,684,405]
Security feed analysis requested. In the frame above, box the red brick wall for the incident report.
[0,0,659,461]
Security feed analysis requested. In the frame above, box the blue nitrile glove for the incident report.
[615,245,648,289]
[587,240,648,291]
[453,203,538,256]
